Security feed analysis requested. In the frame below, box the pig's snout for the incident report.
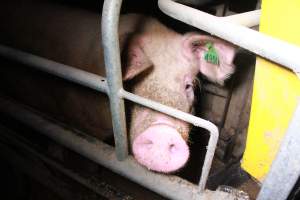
[132,124,189,173]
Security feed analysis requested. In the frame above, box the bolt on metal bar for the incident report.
[101,0,128,160]
[158,0,300,77]
[0,43,218,191]
[256,102,300,200]
[0,97,239,200]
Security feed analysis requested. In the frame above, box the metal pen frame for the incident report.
[0,0,300,199]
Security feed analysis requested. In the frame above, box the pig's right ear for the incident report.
[182,33,236,85]
[122,41,153,81]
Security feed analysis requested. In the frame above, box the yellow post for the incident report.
[241,0,300,182]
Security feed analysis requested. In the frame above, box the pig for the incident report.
[0,0,236,173]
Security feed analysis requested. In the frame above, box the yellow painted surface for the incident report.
[241,0,300,182]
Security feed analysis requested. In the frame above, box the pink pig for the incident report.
[0,1,236,173]
[121,15,236,172]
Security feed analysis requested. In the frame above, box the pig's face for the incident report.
[122,26,236,173]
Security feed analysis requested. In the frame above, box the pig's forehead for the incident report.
[142,33,198,76]
[149,68,194,89]
[151,49,197,75]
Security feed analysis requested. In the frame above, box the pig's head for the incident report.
[122,26,236,173]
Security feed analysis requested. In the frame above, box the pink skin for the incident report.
[183,75,195,105]
[132,122,189,173]
[132,114,190,173]
[182,33,236,85]
[126,25,236,173]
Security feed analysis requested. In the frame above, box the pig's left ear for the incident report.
[122,39,153,81]
[183,34,237,85]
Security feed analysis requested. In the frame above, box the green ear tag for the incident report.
[204,42,219,65]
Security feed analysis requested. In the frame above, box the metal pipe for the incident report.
[158,0,300,77]
[256,102,300,200]
[0,44,218,191]
[101,0,128,160]
[177,0,212,6]
[222,10,261,27]
[0,45,108,94]
[0,125,133,200]
[0,97,238,200]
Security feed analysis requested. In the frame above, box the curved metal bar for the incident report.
[120,90,218,191]
[222,9,261,27]
[158,0,300,77]
[101,0,128,160]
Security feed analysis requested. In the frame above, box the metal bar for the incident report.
[0,125,134,200]
[0,45,108,94]
[222,9,261,27]
[256,102,300,200]
[177,0,212,6]
[0,96,238,200]
[158,0,300,77]
[101,0,128,160]
[0,43,218,191]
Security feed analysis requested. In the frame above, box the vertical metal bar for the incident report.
[101,0,128,160]
[257,102,300,200]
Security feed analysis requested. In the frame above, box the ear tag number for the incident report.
[204,42,219,65]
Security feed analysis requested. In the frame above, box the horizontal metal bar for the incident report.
[222,10,261,27]
[0,96,237,200]
[158,0,300,77]
[101,0,128,160]
[120,89,218,130]
[0,45,108,94]
[257,102,300,200]
[177,0,212,6]
[0,124,133,200]
[0,43,218,191]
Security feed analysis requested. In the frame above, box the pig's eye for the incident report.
[185,82,194,103]
[185,83,193,91]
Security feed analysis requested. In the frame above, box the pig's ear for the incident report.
[183,34,236,85]
[122,41,153,81]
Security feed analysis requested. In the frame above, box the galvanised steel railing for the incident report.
[1,0,300,199]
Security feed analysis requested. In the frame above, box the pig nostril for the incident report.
[133,125,190,173]
[169,144,177,154]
